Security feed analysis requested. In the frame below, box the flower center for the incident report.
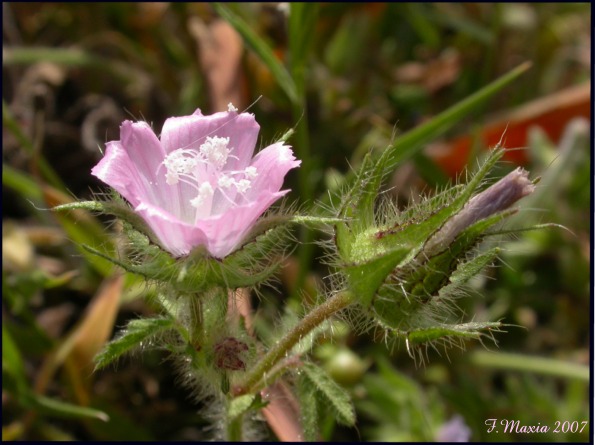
[162,135,259,218]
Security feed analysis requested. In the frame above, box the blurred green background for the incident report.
[3,3,590,441]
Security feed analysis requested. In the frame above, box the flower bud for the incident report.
[333,148,535,333]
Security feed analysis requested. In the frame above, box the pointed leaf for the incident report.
[213,3,298,103]
[387,62,531,169]
[406,321,502,346]
[2,325,28,395]
[297,373,320,441]
[301,362,355,426]
[324,62,531,212]
[94,317,176,370]
[26,393,109,422]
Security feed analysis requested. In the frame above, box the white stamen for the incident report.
[236,179,251,193]
[190,182,214,208]
[218,174,234,189]
[244,166,258,179]
[161,135,257,220]
[163,149,199,185]
[227,103,239,112]
[165,170,179,185]
[199,136,231,170]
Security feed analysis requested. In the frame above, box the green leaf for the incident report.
[2,164,44,203]
[378,147,505,251]
[388,62,531,169]
[56,214,115,277]
[372,212,510,329]
[26,394,109,422]
[297,373,320,441]
[301,362,355,426]
[290,215,346,227]
[326,62,531,211]
[343,244,413,307]
[55,199,162,248]
[446,247,501,287]
[3,167,116,277]
[213,3,299,103]
[244,214,343,243]
[94,317,176,370]
[288,3,319,94]
[2,325,28,395]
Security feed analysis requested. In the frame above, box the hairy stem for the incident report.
[234,291,355,395]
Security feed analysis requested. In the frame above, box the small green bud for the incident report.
[324,348,370,387]
[333,148,535,335]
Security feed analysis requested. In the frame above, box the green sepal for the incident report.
[82,225,283,292]
[372,147,504,252]
[339,149,505,307]
[343,244,414,307]
[94,317,177,370]
[403,321,502,346]
[371,212,510,329]
[53,197,161,247]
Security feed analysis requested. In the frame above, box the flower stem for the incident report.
[189,296,204,346]
[234,291,355,395]
[227,411,243,442]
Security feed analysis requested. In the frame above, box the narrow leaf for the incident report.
[325,62,531,210]
[2,325,28,394]
[94,317,175,370]
[301,362,355,426]
[406,321,502,346]
[27,393,109,422]
[289,3,319,94]
[297,373,320,441]
[213,3,299,103]
[388,62,531,168]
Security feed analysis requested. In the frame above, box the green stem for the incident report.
[235,291,355,395]
[227,410,243,441]
[189,296,204,346]
[470,351,589,381]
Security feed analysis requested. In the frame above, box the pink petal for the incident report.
[91,141,145,207]
[93,110,302,259]
[134,201,209,257]
[196,190,288,258]
[91,121,168,208]
[245,143,301,201]
[120,121,166,183]
[160,109,260,171]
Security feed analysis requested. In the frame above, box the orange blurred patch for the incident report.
[429,82,591,176]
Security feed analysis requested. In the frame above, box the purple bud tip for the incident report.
[424,168,535,256]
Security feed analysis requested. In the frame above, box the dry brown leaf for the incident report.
[189,17,247,112]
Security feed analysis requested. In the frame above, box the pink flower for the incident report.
[91,107,300,259]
